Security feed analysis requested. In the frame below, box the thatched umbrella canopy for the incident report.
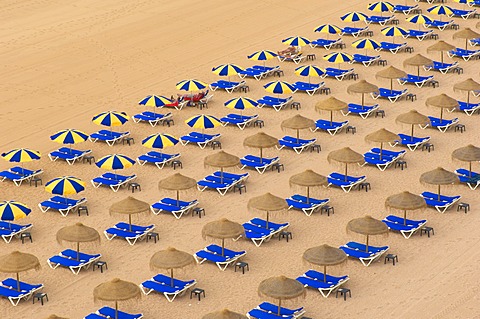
[93,278,141,319]
[303,244,347,282]
[243,132,278,162]
[56,223,100,261]
[109,196,150,231]
[385,191,427,224]
[0,251,40,291]
[365,128,399,160]
[347,80,379,109]
[202,309,247,319]
[420,167,459,200]
[396,110,429,141]
[315,97,348,123]
[280,115,315,142]
[248,193,288,228]
[289,169,327,203]
[150,247,195,287]
[202,218,244,256]
[346,216,388,252]
[425,94,458,121]
[427,40,455,63]
[452,145,480,176]
[376,66,407,92]
[204,151,240,182]
[403,54,433,76]
[453,28,480,49]
[158,173,197,205]
[258,276,305,315]
[453,78,480,106]
[327,147,364,181]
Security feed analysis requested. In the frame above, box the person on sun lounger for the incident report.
[278,46,298,57]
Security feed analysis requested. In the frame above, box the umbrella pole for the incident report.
[467,91,470,106]
[330,111,333,125]
[417,66,420,77]
[177,190,180,207]
[438,185,441,201]
[324,265,327,282]
[260,148,263,163]
[16,272,20,291]
[296,129,299,143]
[380,143,383,161]
[129,214,132,232]
[77,242,80,261]
[306,187,310,204]
[365,235,369,252]
[440,52,444,64]
[361,93,365,110]
[344,164,348,182]
[390,79,393,94]
[222,238,225,257]
[469,162,472,177]
[115,301,119,319]
[170,268,174,287]
[440,108,444,121]
[411,124,414,142]
[465,39,468,50]
[266,211,270,229]
[404,210,407,225]
[278,299,282,316]
[221,167,224,184]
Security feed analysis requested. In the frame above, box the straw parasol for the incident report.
[346,216,388,252]
[327,147,364,181]
[94,278,141,319]
[202,309,247,319]
[453,78,480,106]
[453,28,480,49]
[347,80,379,110]
[56,223,100,261]
[109,196,150,231]
[452,145,480,177]
[403,54,433,76]
[385,191,427,225]
[202,218,244,256]
[158,173,197,205]
[150,247,195,287]
[243,132,278,162]
[365,128,399,160]
[396,110,429,142]
[0,251,40,291]
[426,40,455,63]
[425,94,458,121]
[248,193,288,228]
[258,276,305,315]
[376,66,407,92]
[204,151,240,182]
[315,96,348,123]
[420,167,459,200]
[289,170,327,204]
[303,244,347,282]
[280,115,315,142]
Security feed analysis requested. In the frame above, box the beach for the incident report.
[1,0,480,318]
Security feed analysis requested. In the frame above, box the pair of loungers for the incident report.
[150,198,198,219]
[197,171,249,196]
[0,278,44,306]
[349,54,381,67]
[382,215,427,239]
[297,269,349,298]
[292,81,325,95]
[84,307,143,319]
[277,136,317,154]
[248,302,305,319]
[210,80,246,93]
[425,116,459,132]
[424,20,455,31]
[180,132,221,149]
[132,112,172,127]
[238,65,279,80]
[404,29,436,41]
[91,172,137,192]
[240,155,280,174]
[324,67,355,81]
[390,133,430,151]
[0,221,32,243]
[194,244,246,271]
[286,194,329,216]
[257,96,293,111]
[450,101,480,116]
[104,222,155,245]
[366,15,396,26]
[376,42,408,54]
[221,114,259,130]
[309,38,344,50]
[89,130,130,146]
[398,74,435,88]
[447,48,480,61]
[363,148,406,171]
[342,104,379,119]
[393,4,420,15]
[421,192,461,213]
[137,151,180,169]
[327,173,366,193]
[340,241,389,267]
[0,166,43,186]
[455,169,480,190]
[48,147,92,165]
[39,195,87,217]
[311,119,349,135]
[243,218,289,247]
[48,249,101,274]
[423,61,459,74]
[371,88,408,103]
[140,273,196,302]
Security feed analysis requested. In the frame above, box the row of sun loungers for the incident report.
[423,61,458,74]
[150,198,198,219]
[452,101,480,116]
[137,151,180,169]
[140,273,196,302]
[349,54,381,67]
[0,166,43,186]
[84,307,143,319]
[297,269,349,298]
[404,29,436,41]
[39,195,87,217]
[104,222,155,245]
[309,38,344,50]
[426,116,459,132]
[339,241,389,267]
[48,249,101,275]
[197,171,249,196]
[240,155,280,174]
[382,215,427,239]
[257,96,293,111]
[447,48,480,61]
[421,191,461,213]
[277,52,306,64]
[0,221,32,243]
[277,136,317,154]
[363,148,406,171]
[0,278,44,306]
[248,302,305,319]
[391,134,431,151]
[393,4,420,15]
[286,194,329,216]
[376,42,408,54]
[194,244,246,271]
[243,218,289,247]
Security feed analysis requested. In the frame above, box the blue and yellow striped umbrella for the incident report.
[45,176,86,195]
[92,111,129,127]
[1,148,41,163]
[368,1,394,13]
[264,81,296,95]
[314,24,342,34]
[352,38,381,50]
[294,65,326,77]
[185,115,222,129]
[282,36,310,47]
[96,154,135,170]
[224,97,258,110]
[139,95,171,107]
[0,201,31,222]
[406,14,433,26]
[427,5,454,16]
[323,52,353,63]
[142,133,179,149]
[381,26,408,37]
[50,129,88,145]
[341,11,368,23]
[212,64,244,77]
[248,50,278,61]
[453,0,474,4]
[176,79,208,92]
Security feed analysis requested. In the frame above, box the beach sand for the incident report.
[1,0,480,318]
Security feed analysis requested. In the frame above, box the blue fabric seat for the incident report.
[455,168,480,190]
[424,19,453,31]
[97,306,143,319]
[180,132,221,149]
[257,302,305,317]
[398,74,434,88]
[277,136,316,154]
[137,151,180,169]
[427,116,458,132]
[240,155,279,174]
[371,88,408,103]
[424,61,458,74]
[377,42,407,54]
[327,173,366,193]
[247,309,294,319]
[351,54,380,67]
[292,81,323,95]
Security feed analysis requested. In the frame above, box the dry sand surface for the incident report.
[1,0,480,318]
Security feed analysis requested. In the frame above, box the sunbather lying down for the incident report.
[278,46,299,57]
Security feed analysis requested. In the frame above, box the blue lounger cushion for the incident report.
[0,221,31,232]
[1,278,42,292]
[305,270,348,283]
[346,241,388,253]
[428,116,458,128]
[380,42,405,50]
[194,250,229,263]
[249,218,288,231]
[297,276,341,290]
[247,309,294,319]
[141,280,184,294]
[205,245,246,259]
[97,306,143,319]
[258,302,304,316]
[61,249,100,261]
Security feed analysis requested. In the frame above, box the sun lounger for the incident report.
[421,191,461,213]
[209,80,246,93]
[91,173,136,192]
[339,242,389,266]
[470,38,480,46]
[363,152,398,171]
[247,309,294,319]
[376,42,407,54]
[342,103,379,119]
[287,194,329,216]
[150,198,198,219]
[427,116,458,132]
[249,218,289,233]
[243,222,277,247]
[350,54,381,67]
[447,48,480,61]
[140,273,196,302]
[257,96,293,111]
[136,151,180,169]
[180,132,221,149]
[48,147,92,165]
[0,166,43,186]
[423,61,458,74]
[0,222,33,243]
[0,285,32,306]
[132,111,172,127]
[277,52,306,64]
[382,215,427,239]
[327,173,366,193]
[451,8,476,19]
[390,133,430,151]
[1,278,43,301]
[194,246,246,271]
[240,155,280,174]
[324,67,354,81]
[404,29,434,41]
[213,171,249,182]
[48,250,101,274]
[451,101,480,116]
[393,4,420,14]
[366,15,395,26]
[370,148,405,158]
[310,38,343,50]
[277,136,317,154]
[257,302,305,318]
[39,196,87,217]
[238,67,273,80]
[197,175,238,196]
[97,307,143,319]
[340,26,369,37]
[297,270,349,297]
[455,169,480,190]
[371,88,408,103]
[104,223,155,245]
[424,19,454,31]
[89,129,130,146]
[292,81,324,96]
[311,119,348,135]
[220,114,258,130]
[398,74,434,88]
[346,241,389,253]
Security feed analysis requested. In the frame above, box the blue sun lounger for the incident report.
[277,52,307,64]
[363,152,398,171]
[451,8,476,19]
[309,38,343,50]
[1,278,43,299]
[0,285,32,306]
[104,223,155,245]
[197,175,238,196]
[151,198,198,219]
[137,151,180,169]
[311,119,349,135]
[391,133,430,151]
[369,148,405,159]
[48,250,101,275]
[376,42,407,54]
[398,74,434,88]
[470,38,480,46]
[292,81,324,96]
[297,270,349,297]
[194,245,246,271]
[427,116,458,132]
[342,103,379,119]
[0,166,43,186]
[277,136,317,154]
[209,80,246,93]
[447,48,480,61]
[132,111,172,127]
[393,4,420,15]
[257,96,293,111]
[424,19,454,31]
[257,302,305,318]
[454,101,480,116]
[48,147,92,165]
[366,15,395,25]
[221,114,258,130]
[350,54,381,67]
[140,273,196,302]
[382,215,427,239]
[91,173,137,192]
[404,29,435,41]
[213,171,249,182]
[0,222,33,243]
[249,218,289,233]
[286,194,329,216]
[240,155,280,174]
[371,88,408,103]
[38,195,87,217]
[327,173,366,193]
[423,61,458,74]
[180,132,221,149]
[455,169,480,190]
[324,67,354,81]
[340,242,389,266]
[96,307,143,319]
[89,129,130,146]
[421,191,461,213]
[247,309,294,319]
[238,67,270,80]
[340,26,369,37]
[243,222,277,247]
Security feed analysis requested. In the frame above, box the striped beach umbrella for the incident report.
[407,14,433,30]
[92,111,129,127]
[381,26,408,43]
[352,38,381,54]
[50,129,88,145]
[0,201,31,228]
[224,97,258,110]
[96,154,135,171]
[427,5,454,17]
[248,50,278,67]
[323,52,353,64]
[314,24,342,39]
[294,65,326,83]
[212,64,244,82]
[282,36,310,47]
[142,133,179,149]
[185,115,222,130]
[368,1,394,14]
[264,81,296,95]
[45,176,86,196]
[452,0,474,4]
[138,95,171,107]
[2,148,41,163]
[341,12,368,26]
[176,79,208,92]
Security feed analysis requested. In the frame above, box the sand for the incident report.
[1,0,480,318]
